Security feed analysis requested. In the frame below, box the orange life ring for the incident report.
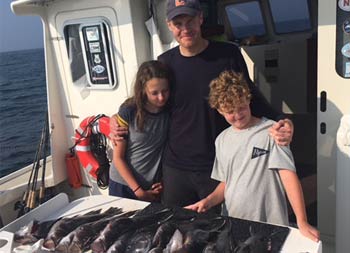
[74,115,110,179]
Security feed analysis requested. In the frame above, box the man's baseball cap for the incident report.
[166,0,202,21]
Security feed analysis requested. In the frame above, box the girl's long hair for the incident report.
[122,60,172,131]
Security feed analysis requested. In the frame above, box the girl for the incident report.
[109,60,171,202]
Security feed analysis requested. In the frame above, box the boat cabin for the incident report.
[1,0,349,252]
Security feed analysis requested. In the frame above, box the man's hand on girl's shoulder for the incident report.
[109,115,128,145]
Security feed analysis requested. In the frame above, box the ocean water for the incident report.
[0,48,47,178]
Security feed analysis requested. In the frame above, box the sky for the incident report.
[0,0,43,52]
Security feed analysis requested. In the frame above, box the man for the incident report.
[111,0,293,209]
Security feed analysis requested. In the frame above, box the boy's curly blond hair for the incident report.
[208,71,252,111]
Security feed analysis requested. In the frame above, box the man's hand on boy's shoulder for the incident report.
[269,118,294,146]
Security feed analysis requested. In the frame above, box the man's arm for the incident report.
[269,119,294,146]
[109,114,128,145]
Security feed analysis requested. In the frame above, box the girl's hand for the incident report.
[269,118,294,146]
[298,220,320,242]
[134,188,159,202]
[150,182,163,194]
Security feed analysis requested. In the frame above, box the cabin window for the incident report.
[269,0,312,34]
[219,0,315,44]
[224,1,266,39]
[336,3,350,78]
[64,20,117,89]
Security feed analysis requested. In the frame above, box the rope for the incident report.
[90,131,110,189]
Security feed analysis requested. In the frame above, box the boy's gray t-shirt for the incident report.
[211,117,296,226]
[110,104,169,189]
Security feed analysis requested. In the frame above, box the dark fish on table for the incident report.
[150,222,177,250]
[43,207,121,249]
[215,218,236,253]
[91,207,173,253]
[123,208,174,253]
[106,230,135,253]
[68,211,135,253]
[54,228,77,253]
[177,216,225,234]
[173,216,226,253]
[124,224,160,253]
[56,210,137,253]
[163,229,184,253]
[90,215,137,253]
[134,203,196,222]
[41,209,100,249]
[234,226,272,253]
[203,217,236,253]
[202,241,217,253]
[14,219,58,244]
[181,228,213,253]
[132,206,174,221]
[148,248,163,253]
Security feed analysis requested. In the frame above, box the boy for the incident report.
[186,71,319,242]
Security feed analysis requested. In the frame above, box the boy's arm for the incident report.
[185,182,225,212]
[279,169,320,242]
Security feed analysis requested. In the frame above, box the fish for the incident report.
[122,208,175,253]
[91,207,173,253]
[170,216,226,253]
[181,228,213,253]
[14,219,56,244]
[106,230,135,253]
[43,207,121,249]
[14,210,102,245]
[201,217,236,253]
[148,248,163,253]
[12,238,44,253]
[124,224,159,253]
[68,211,135,253]
[56,210,137,253]
[54,228,77,253]
[202,241,217,253]
[213,218,236,253]
[150,222,177,250]
[16,201,291,252]
[163,229,184,253]
[234,226,271,253]
[90,215,137,253]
